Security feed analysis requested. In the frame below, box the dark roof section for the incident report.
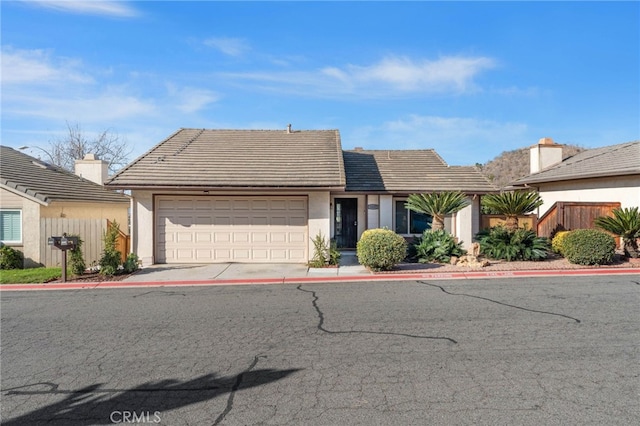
[0,146,130,205]
[512,141,640,186]
[343,149,497,193]
[107,128,346,188]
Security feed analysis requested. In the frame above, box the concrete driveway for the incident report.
[123,253,369,282]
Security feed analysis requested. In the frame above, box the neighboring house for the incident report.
[0,146,130,267]
[511,138,640,236]
[107,128,496,266]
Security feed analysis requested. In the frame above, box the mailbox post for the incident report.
[48,233,79,282]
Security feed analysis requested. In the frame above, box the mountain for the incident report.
[478,144,585,189]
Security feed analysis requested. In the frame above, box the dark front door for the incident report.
[335,198,358,248]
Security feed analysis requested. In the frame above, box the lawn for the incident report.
[0,268,62,284]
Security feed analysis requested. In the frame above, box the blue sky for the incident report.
[2,1,639,167]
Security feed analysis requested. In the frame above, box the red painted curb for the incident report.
[1,268,638,292]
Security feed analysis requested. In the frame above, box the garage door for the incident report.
[156,196,308,263]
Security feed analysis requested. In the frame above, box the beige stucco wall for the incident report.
[535,175,640,217]
[308,191,331,256]
[0,187,42,267]
[130,190,155,266]
[41,201,129,230]
[455,196,481,250]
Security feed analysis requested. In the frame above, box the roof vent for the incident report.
[354,147,364,151]
[287,124,292,134]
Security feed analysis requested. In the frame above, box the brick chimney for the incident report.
[74,154,108,185]
[530,137,563,174]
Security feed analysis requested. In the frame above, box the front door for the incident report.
[335,198,358,248]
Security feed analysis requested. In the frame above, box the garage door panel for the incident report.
[156,196,308,263]
[289,232,306,243]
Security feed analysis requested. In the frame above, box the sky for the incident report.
[2,1,639,167]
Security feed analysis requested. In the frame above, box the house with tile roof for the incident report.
[511,138,640,237]
[107,127,497,266]
[0,146,130,268]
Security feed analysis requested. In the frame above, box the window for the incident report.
[394,200,432,235]
[0,210,22,244]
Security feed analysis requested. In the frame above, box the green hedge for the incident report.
[0,245,23,270]
[563,229,615,265]
[356,228,407,271]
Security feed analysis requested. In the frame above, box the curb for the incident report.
[1,268,638,292]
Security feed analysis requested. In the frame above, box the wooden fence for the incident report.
[107,219,131,263]
[40,218,107,267]
[40,218,131,267]
[536,201,621,238]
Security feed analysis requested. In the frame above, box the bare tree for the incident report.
[44,122,133,174]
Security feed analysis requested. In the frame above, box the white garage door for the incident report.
[156,196,308,263]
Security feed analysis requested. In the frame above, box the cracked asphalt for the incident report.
[1,275,638,425]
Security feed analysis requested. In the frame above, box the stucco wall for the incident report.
[41,201,129,231]
[130,190,155,266]
[0,187,41,267]
[455,196,480,250]
[536,175,640,217]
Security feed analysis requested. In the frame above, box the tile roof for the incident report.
[107,128,346,188]
[0,146,130,205]
[343,149,497,193]
[513,141,640,186]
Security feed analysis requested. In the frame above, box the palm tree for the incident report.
[405,191,471,231]
[481,190,543,232]
[595,207,640,258]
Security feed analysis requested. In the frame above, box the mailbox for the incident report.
[47,233,79,283]
[48,234,79,251]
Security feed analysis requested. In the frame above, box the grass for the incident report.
[0,267,62,284]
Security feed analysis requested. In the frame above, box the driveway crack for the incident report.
[212,355,266,425]
[417,281,581,323]
[297,285,457,343]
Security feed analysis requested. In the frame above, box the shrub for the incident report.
[99,220,122,276]
[594,207,640,258]
[309,232,341,267]
[551,231,570,255]
[356,228,407,271]
[123,253,140,274]
[475,226,549,261]
[412,229,466,263]
[563,229,615,265]
[0,245,23,270]
[68,235,86,275]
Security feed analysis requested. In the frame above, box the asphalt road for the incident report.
[1,275,639,425]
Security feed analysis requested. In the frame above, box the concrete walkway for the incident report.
[120,253,369,282]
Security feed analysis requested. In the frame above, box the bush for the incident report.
[123,253,140,274]
[563,229,615,265]
[99,220,122,276]
[309,232,340,267]
[475,226,549,261]
[68,235,86,275]
[356,228,407,271]
[0,245,23,270]
[551,231,570,255]
[412,229,466,263]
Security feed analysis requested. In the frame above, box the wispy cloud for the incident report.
[203,37,250,57]
[24,1,138,17]
[348,114,529,165]
[219,55,496,98]
[1,47,93,85]
[166,84,220,113]
[323,56,495,93]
